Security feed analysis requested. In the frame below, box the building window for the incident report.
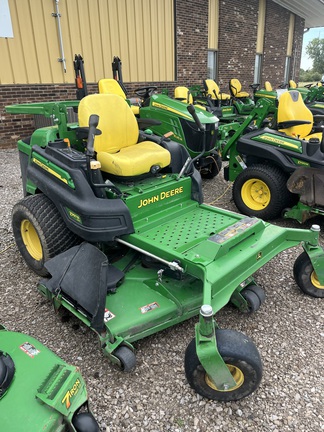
[207,50,218,81]
[254,54,262,84]
[284,56,291,84]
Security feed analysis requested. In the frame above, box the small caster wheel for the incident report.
[241,285,266,313]
[293,252,324,298]
[184,329,262,401]
[114,345,136,372]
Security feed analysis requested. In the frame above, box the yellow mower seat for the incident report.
[98,78,140,115]
[289,80,297,89]
[277,90,322,141]
[174,86,194,104]
[78,94,170,177]
[204,79,231,100]
[229,78,250,98]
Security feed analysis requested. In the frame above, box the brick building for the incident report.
[0,0,323,147]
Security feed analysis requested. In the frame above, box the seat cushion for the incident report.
[97,141,171,176]
[235,91,250,98]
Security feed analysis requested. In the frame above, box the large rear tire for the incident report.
[233,164,291,220]
[12,194,80,276]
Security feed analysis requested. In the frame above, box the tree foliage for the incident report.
[306,37,324,73]
[299,68,322,82]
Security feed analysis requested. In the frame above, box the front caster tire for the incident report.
[114,345,136,372]
[293,252,324,298]
[12,194,80,276]
[184,329,262,401]
[232,164,291,220]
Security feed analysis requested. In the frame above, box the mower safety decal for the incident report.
[152,102,192,120]
[20,342,40,358]
[140,302,159,314]
[252,134,302,153]
[32,153,75,188]
[138,186,184,208]
[104,309,115,322]
[61,378,81,409]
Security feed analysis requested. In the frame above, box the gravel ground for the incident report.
[1,148,323,432]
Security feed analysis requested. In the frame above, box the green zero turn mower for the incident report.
[0,325,99,431]
[6,93,324,403]
[219,90,324,225]
[253,80,324,116]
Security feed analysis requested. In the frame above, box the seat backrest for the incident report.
[98,79,127,99]
[278,90,313,138]
[174,86,193,104]
[229,78,242,96]
[289,80,297,89]
[264,81,273,91]
[204,79,220,98]
[78,94,139,153]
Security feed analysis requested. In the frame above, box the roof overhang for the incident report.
[272,0,324,27]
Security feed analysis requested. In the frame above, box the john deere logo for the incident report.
[138,186,184,208]
[61,379,81,409]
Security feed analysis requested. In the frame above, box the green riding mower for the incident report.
[0,325,99,431]
[191,79,256,117]
[6,93,324,403]
[219,89,324,226]
[255,79,324,116]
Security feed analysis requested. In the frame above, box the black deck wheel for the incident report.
[184,329,262,401]
[12,194,80,276]
[241,284,266,313]
[293,251,324,298]
[114,345,136,372]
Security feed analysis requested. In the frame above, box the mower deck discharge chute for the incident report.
[6,93,324,402]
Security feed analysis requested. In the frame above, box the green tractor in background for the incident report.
[0,325,99,431]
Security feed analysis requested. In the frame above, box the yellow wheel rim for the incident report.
[241,178,271,211]
[21,219,43,261]
[205,364,244,392]
[311,271,324,290]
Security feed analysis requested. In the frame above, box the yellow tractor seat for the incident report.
[264,81,273,91]
[78,94,170,177]
[277,90,322,141]
[98,78,140,115]
[229,78,250,98]
[174,86,194,104]
[289,80,297,89]
[203,79,231,100]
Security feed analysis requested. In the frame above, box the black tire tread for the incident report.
[184,329,262,401]
[293,251,324,298]
[232,164,292,220]
[12,194,80,275]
